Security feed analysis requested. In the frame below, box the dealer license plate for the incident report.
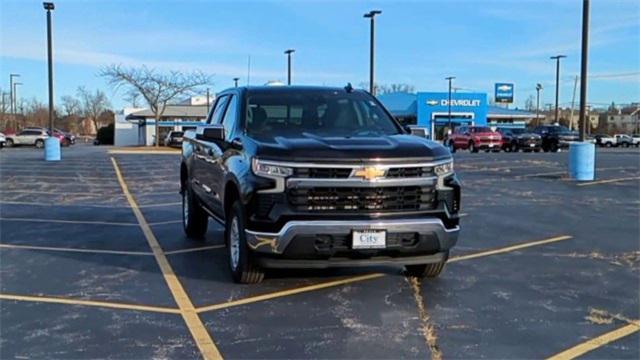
[530,143,535,147]
[489,143,495,147]
[352,230,386,249]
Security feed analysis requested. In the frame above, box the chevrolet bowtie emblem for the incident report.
[353,167,386,180]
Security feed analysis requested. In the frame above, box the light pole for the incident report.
[550,55,566,124]
[284,49,295,85]
[364,10,381,95]
[445,76,455,132]
[233,77,239,87]
[9,74,20,114]
[535,83,542,124]
[13,82,22,115]
[578,0,589,142]
[43,2,60,160]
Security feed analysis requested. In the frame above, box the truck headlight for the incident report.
[434,160,454,176]
[252,158,293,178]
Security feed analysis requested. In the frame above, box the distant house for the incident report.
[605,104,640,134]
[114,96,213,146]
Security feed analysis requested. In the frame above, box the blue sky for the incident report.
[1,0,638,110]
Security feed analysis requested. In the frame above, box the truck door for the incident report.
[192,95,229,213]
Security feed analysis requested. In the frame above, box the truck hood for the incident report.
[252,134,451,162]
[472,132,501,138]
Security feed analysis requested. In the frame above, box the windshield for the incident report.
[245,90,401,140]
[172,132,184,137]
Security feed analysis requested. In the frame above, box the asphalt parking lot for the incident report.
[1,144,638,359]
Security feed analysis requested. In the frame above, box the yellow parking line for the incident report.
[577,176,640,186]
[196,234,572,314]
[546,322,640,360]
[165,245,226,255]
[0,243,153,256]
[196,273,385,313]
[111,157,222,360]
[0,293,181,314]
[109,149,180,155]
[0,217,138,227]
[448,235,572,263]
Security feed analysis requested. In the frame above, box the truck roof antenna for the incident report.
[344,83,353,93]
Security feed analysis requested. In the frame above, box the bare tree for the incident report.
[101,65,212,146]
[77,87,111,135]
[61,95,81,117]
[378,83,415,95]
[123,89,141,108]
[524,95,536,111]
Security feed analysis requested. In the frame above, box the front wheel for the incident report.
[6,139,14,147]
[550,142,559,152]
[469,141,479,153]
[35,139,44,149]
[226,201,264,284]
[405,260,447,279]
[182,183,208,239]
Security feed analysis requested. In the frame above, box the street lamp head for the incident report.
[364,10,382,18]
[43,2,54,10]
[445,76,456,81]
[550,55,566,60]
[284,49,295,55]
[536,83,543,90]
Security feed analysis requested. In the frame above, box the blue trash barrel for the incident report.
[569,142,595,181]
[44,137,61,161]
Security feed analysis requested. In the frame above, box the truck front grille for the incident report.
[293,166,435,179]
[288,186,436,212]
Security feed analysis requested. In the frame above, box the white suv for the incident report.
[5,129,49,148]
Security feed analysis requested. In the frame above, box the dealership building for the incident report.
[378,91,540,139]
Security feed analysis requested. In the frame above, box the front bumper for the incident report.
[245,218,459,267]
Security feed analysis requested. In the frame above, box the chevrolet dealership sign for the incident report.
[427,99,481,107]
[495,83,514,103]
[416,92,488,128]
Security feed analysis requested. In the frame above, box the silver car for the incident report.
[5,129,49,148]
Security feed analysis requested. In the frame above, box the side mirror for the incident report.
[196,124,225,142]
[406,125,429,138]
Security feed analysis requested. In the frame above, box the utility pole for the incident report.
[569,75,579,131]
[13,82,22,129]
[43,2,60,160]
[578,0,589,142]
[284,49,295,85]
[364,10,382,95]
[9,74,19,129]
[535,83,542,125]
[445,76,455,133]
[550,55,566,124]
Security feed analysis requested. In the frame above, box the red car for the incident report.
[448,126,502,153]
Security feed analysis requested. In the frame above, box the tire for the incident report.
[182,183,208,239]
[448,140,456,153]
[511,142,519,152]
[35,139,44,149]
[469,141,478,153]
[6,139,14,147]
[405,259,447,279]
[623,142,629,148]
[226,201,264,284]
[550,142,559,152]
[605,142,612,148]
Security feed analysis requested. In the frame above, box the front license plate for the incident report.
[489,143,495,147]
[530,143,535,147]
[352,230,386,249]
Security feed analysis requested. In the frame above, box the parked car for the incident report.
[632,134,640,147]
[0,132,5,149]
[181,85,460,283]
[531,125,578,152]
[448,126,502,153]
[5,129,49,148]
[23,126,74,146]
[598,134,617,147]
[164,131,184,147]
[497,128,542,152]
[614,134,633,147]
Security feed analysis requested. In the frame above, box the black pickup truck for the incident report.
[181,86,461,283]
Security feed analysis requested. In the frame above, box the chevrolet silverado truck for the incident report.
[532,125,579,152]
[181,86,460,284]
